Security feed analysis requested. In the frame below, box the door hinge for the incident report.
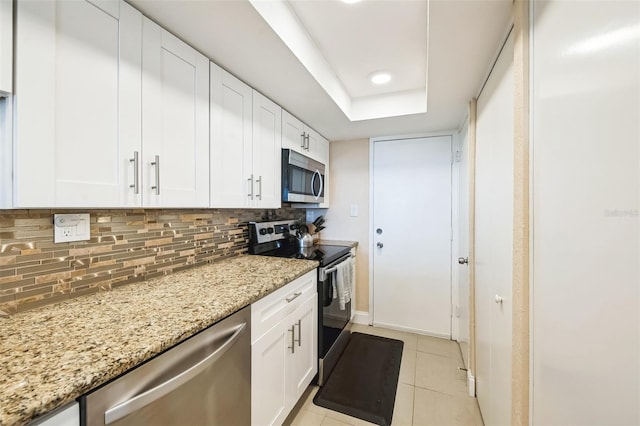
[455,150,462,163]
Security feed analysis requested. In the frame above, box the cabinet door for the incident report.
[282,110,306,154]
[252,91,282,209]
[210,64,253,208]
[142,19,209,208]
[252,322,289,426]
[34,402,79,426]
[288,293,318,407]
[14,0,142,207]
[0,0,12,94]
[304,126,320,159]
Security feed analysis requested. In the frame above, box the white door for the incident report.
[142,19,209,208]
[14,0,142,207]
[252,90,282,209]
[210,64,253,208]
[372,136,453,337]
[474,32,513,426]
[457,120,471,368]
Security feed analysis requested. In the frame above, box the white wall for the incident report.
[317,139,370,313]
[532,1,640,424]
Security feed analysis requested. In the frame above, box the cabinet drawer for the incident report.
[251,270,316,344]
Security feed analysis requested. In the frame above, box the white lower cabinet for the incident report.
[251,270,318,426]
[32,402,79,426]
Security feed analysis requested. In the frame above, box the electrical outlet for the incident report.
[54,214,90,243]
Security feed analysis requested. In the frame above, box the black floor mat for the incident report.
[313,332,404,426]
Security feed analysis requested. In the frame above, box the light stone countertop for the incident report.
[0,255,318,426]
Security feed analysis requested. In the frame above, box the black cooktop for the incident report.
[253,240,351,267]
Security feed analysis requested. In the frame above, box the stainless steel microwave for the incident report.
[282,149,325,203]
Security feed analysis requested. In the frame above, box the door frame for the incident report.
[368,131,460,339]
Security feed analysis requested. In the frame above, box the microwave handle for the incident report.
[311,170,323,200]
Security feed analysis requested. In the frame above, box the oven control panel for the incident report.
[249,220,300,245]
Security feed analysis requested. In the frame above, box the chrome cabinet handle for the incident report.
[256,176,262,200]
[286,292,302,303]
[305,134,310,151]
[300,132,306,149]
[151,155,160,195]
[289,325,296,354]
[104,323,246,425]
[458,257,469,265]
[296,319,302,347]
[495,294,503,304]
[247,175,254,200]
[129,151,139,194]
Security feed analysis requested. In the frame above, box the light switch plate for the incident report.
[350,204,359,217]
[54,213,90,243]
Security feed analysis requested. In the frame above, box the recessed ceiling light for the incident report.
[370,72,392,85]
[341,0,362,4]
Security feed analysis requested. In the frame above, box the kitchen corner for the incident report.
[0,256,317,425]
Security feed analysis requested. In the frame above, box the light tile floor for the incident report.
[284,324,484,426]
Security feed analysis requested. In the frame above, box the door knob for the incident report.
[377,242,384,249]
[376,228,383,235]
[458,257,468,265]
[494,294,503,304]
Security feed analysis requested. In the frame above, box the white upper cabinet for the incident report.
[14,0,142,207]
[252,90,282,209]
[282,110,328,164]
[142,19,210,208]
[210,64,253,208]
[0,0,12,94]
[282,110,306,155]
[210,64,282,209]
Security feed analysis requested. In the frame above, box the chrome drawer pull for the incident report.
[285,292,302,303]
[296,319,302,347]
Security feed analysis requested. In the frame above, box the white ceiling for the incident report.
[127,0,512,141]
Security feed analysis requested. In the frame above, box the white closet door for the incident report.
[142,19,209,208]
[474,32,513,426]
[532,1,640,424]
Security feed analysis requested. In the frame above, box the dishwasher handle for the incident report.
[104,322,247,425]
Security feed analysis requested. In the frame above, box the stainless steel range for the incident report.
[249,220,353,386]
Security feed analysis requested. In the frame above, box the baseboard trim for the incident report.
[467,370,476,397]
[352,311,369,325]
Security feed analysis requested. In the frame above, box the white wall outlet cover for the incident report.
[54,213,90,243]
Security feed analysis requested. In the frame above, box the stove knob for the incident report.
[259,228,268,235]
[267,228,274,234]
[290,224,298,230]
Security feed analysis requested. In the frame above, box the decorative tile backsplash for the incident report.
[0,207,304,315]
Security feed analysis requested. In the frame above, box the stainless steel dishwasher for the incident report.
[81,306,251,426]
